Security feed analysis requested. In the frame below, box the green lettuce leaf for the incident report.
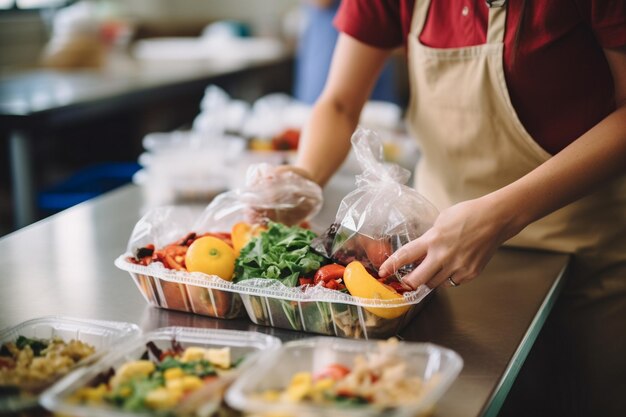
[234,222,325,287]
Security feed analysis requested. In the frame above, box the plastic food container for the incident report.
[115,255,245,319]
[226,337,463,417]
[116,254,431,338]
[234,280,432,339]
[0,316,140,414]
[41,327,281,417]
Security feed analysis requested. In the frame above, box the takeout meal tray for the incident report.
[40,326,281,417]
[116,255,432,339]
[225,337,463,417]
[115,255,246,319]
[0,316,140,414]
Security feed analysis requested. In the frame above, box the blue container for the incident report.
[38,163,140,212]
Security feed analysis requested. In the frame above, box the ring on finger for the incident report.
[447,276,459,287]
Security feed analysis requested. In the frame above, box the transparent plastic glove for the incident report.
[242,164,323,226]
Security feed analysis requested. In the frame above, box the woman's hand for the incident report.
[378,196,518,289]
[244,164,323,226]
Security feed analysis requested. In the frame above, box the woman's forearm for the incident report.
[490,104,626,239]
[379,104,626,287]
[294,34,393,186]
[295,96,360,186]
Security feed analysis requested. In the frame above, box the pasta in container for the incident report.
[0,316,139,413]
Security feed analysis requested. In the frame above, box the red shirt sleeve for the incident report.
[574,0,626,48]
[334,0,405,49]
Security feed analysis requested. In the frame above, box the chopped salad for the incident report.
[259,338,428,408]
[70,340,242,416]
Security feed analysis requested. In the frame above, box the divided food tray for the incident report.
[116,255,431,339]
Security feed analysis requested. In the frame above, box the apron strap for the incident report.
[486,0,507,44]
[411,0,507,44]
[409,0,431,37]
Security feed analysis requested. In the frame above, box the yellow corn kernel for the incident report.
[181,347,205,363]
[167,387,184,403]
[70,384,108,404]
[181,375,203,391]
[84,384,108,403]
[110,360,155,388]
[145,387,178,410]
[164,367,184,381]
[286,372,312,402]
[205,347,231,369]
[118,385,132,398]
[166,377,183,391]
[313,378,335,392]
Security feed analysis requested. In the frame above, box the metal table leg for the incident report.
[9,129,35,228]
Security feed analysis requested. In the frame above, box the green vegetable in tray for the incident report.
[15,336,48,356]
[157,356,217,378]
[234,222,326,288]
[71,343,241,416]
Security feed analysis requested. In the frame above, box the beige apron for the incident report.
[405,1,626,415]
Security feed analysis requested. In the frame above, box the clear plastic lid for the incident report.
[226,337,463,417]
[41,327,281,417]
[0,316,140,413]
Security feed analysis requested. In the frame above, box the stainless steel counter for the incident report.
[0,185,569,417]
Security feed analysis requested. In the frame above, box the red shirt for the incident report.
[335,0,626,155]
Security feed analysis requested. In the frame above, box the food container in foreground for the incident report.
[41,327,281,417]
[234,279,432,339]
[115,255,245,319]
[0,316,140,414]
[225,337,463,417]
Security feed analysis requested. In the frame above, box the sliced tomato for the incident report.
[313,264,346,285]
[299,277,314,286]
[315,363,351,381]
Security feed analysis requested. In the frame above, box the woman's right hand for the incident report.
[244,164,323,226]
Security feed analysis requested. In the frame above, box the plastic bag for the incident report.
[313,127,439,276]
[238,163,323,226]
[127,162,322,253]
[193,162,323,231]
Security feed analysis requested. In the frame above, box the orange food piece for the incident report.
[343,261,409,319]
[231,222,267,255]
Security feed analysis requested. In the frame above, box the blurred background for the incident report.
[0,0,411,237]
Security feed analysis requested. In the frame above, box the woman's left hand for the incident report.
[378,196,517,289]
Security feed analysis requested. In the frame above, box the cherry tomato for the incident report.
[315,363,351,381]
[313,264,346,285]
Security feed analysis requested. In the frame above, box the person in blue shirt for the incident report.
[293,0,399,105]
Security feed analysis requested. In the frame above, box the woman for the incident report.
[273,1,625,416]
